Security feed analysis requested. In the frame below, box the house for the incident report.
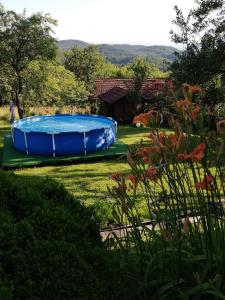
[92,78,170,123]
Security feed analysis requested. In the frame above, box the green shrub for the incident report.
[0,172,111,300]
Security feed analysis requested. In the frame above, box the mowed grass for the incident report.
[1,106,224,224]
[14,126,152,203]
[0,107,11,162]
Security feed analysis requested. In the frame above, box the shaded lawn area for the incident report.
[0,125,10,164]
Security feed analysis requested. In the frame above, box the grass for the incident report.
[1,106,224,225]
[14,126,153,202]
[0,105,160,224]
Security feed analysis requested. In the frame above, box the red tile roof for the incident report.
[93,78,169,103]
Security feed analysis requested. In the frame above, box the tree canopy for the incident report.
[0,5,57,117]
[170,0,225,103]
[22,60,89,112]
[64,45,106,92]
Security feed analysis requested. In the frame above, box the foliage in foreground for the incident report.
[0,172,112,300]
[108,84,225,299]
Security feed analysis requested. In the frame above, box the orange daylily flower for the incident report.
[127,174,139,187]
[176,98,201,122]
[142,146,159,155]
[146,166,160,182]
[178,143,206,163]
[110,172,124,182]
[189,85,202,94]
[133,110,159,126]
[176,99,192,111]
[137,146,157,164]
[182,83,202,94]
[196,175,214,190]
[168,133,184,151]
[137,146,157,158]
[133,112,150,126]
[192,105,201,121]
[143,156,151,164]
[190,143,206,162]
[148,133,166,152]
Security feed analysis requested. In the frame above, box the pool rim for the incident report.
[12,113,117,134]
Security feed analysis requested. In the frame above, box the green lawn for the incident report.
[1,107,224,225]
[0,108,156,223]
[14,126,152,202]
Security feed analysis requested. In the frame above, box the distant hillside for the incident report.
[58,39,89,50]
[58,39,179,70]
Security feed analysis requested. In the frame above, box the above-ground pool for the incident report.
[12,114,117,156]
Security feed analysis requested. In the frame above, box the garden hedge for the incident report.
[0,172,111,300]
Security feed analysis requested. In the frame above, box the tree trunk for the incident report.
[15,95,24,119]
[15,75,24,119]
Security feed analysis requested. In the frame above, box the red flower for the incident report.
[190,143,206,162]
[182,83,202,94]
[178,153,190,161]
[133,112,150,126]
[168,133,184,151]
[110,172,124,182]
[137,146,157,164]
[133,110,159,127]
[192,105,201,121]
[189,85,202,94]
[146,167,159,182]
[196,175,213,190]
[176,99,192,111]
[127,174,139,187]
[178,143,206,163]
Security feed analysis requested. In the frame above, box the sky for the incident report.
[1,0,196,46]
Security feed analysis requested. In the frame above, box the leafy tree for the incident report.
[96,62,133,79]
[64,45,105,91]
[22,60,90,113]
[170,0,225,103]
[116,65,134,78]
[0,4,57,118]
[0,65,13,103]
[129,57,151,98]
[129,57,166,99]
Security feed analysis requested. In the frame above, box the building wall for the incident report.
[99,98,137,123]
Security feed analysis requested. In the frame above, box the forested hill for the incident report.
[57,39,179,70]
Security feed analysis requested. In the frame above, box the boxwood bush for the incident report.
[0,172,111,300]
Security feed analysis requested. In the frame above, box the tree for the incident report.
[170,0,225,103]
[96,62,133,79]
[129,57,166,99]
[22,60,90,112]
[0,5,57,118]
[64,45,106,91]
